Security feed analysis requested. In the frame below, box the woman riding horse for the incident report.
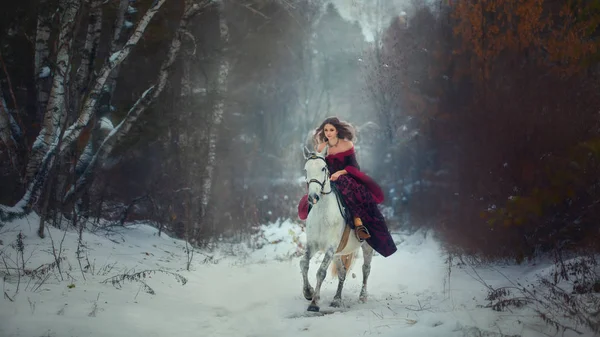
[298,117,397,258]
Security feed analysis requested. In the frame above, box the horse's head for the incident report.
[303,145,330,205]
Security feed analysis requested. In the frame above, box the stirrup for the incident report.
[355,225,371,241]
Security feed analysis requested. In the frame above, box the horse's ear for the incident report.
[303,146,311,159]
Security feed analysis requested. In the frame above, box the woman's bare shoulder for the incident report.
[341,140,354,151]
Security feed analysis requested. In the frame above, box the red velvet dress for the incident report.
[298,147,397,257]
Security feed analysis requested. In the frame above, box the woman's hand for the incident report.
[330,170,346,181]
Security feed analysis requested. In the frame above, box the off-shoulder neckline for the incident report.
[326,146,354,158]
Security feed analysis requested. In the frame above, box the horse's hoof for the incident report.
[330,298,343,308]
[307,304,320,312]
[359,295,368,303]
[303,287,314,301]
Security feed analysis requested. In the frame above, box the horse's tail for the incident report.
[331,252,356,278]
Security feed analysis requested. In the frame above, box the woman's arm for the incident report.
[331,168,347,179]
[332,154,359,180]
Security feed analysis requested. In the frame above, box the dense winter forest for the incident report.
[0,0,395,240]
[1,0,600,332]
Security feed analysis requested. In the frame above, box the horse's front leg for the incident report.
[300,246,314,300]
[308,247,335,312]
[359,244,374,302]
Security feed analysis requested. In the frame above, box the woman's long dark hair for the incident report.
[312,116,356,149]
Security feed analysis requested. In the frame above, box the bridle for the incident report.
[305,154,332,195]
[304,152,348,224]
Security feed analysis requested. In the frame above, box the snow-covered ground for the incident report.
[0,215,595,337]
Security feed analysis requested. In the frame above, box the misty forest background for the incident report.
[1,0,600,265]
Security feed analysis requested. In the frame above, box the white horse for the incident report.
[300,145,374,312]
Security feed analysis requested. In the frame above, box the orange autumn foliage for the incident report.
[389,1,600,260]
[451,0,600,80]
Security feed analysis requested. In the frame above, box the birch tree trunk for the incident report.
[34,0,54,121]
[111,0,129,51]
[0,92,18,171]
[57,0,104,208]
[74,0,102,104]
[200,0,230,230]
[68,0,139,199]
[0,0,168,222]
[26,0,81,183]
[105,0,130,98]
[62,0,211,206]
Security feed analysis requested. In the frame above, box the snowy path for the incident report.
[0,216,588,337]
